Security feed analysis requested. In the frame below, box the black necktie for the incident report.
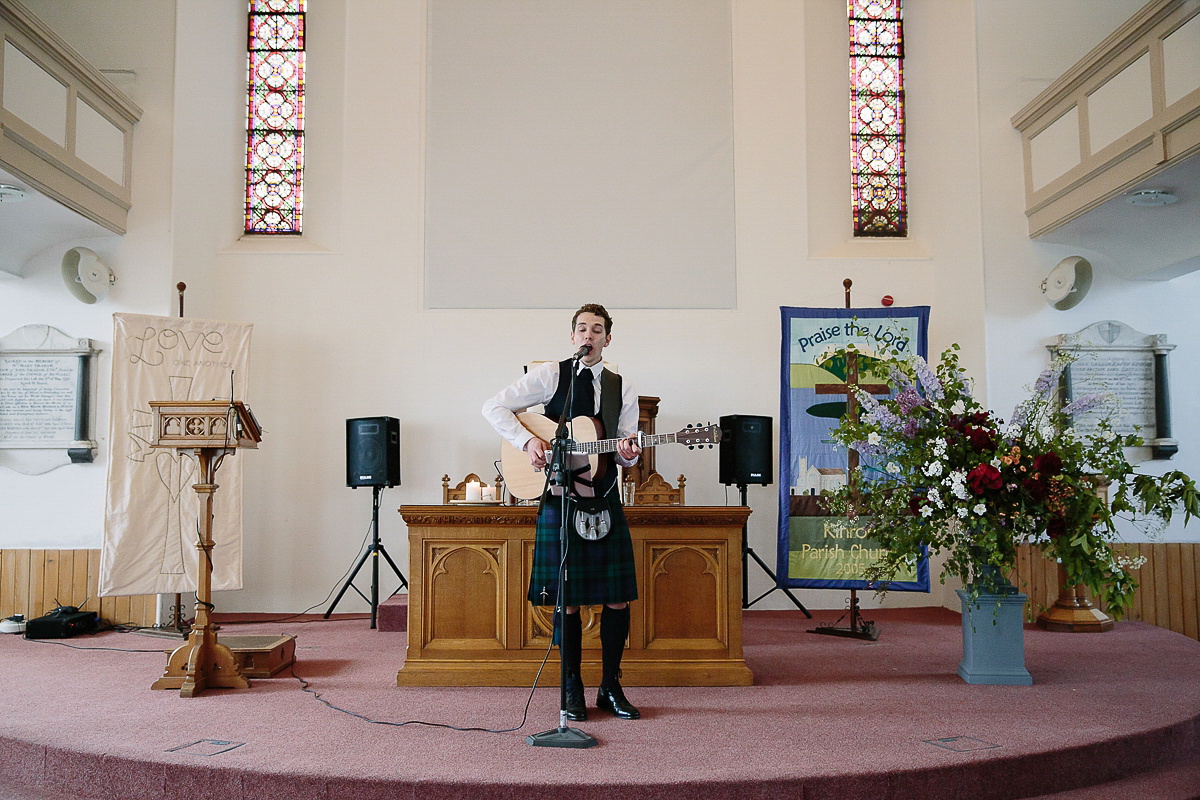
[571,367,595,418]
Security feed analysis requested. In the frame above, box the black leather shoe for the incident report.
[564,673,587,721]
[596,684,640,719]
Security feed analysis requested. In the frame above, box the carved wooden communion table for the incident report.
[396,505,754,687]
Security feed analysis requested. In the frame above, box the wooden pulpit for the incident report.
[148,400,262,697]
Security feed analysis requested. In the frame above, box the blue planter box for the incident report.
[956,589,1033,685]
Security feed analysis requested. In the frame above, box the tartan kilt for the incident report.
[527,490,638,607]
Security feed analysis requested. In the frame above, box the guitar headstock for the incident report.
[677,422,721,450]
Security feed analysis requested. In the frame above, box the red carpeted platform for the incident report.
[1,607,1198,800]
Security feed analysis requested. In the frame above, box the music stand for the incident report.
[148,400,261,697]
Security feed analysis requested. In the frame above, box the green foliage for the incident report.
[824,346,1200,617]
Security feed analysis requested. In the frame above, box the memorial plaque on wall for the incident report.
[0,325,99,474]
[1051,320,1176,460]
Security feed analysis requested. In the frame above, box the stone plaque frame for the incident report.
[0,324,100,474]
[1050,320,1176,460]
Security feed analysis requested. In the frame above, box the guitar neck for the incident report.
[572,432,675,455]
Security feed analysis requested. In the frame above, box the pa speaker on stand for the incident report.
[326,417,408,628]
[346,416,401,488]
[719,415,809,616]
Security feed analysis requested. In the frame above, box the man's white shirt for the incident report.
[482,360,640,467]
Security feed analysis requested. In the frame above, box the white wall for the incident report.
[0,0,176,548]
[974,0,1200,545]
[12,0,1189,617]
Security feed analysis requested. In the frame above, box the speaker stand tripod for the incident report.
[737,484,810,615]
[325,484,408,629]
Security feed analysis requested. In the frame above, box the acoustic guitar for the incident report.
[500,413,721,500]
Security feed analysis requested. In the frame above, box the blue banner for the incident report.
[777,306,930,592]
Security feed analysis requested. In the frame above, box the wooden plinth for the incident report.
[151,629,250,697]
[1036,564,1114,632]
[396,505,755,687]
[223,635,296,678]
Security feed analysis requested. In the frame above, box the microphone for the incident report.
[572,344,593,360]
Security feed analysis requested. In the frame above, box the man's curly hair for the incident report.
[571,303,612,334]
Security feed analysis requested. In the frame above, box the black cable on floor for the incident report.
[286,638,553,734]
[283,545,570,735]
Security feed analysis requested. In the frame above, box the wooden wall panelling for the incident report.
[1166,543,1184,634]
[29,549,46,616]
[1181,544,1198,640]
[1134,543,1154,625]
[0,549,155,626]
[78,551,96,616]
[1014,543,1200,642]
[1,549,31,617]
[1154,542,1171,629]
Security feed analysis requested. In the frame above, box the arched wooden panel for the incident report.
[426,543,504,649]
[646,544,723,649]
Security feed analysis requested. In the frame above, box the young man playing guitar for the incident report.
[482,303,642,720]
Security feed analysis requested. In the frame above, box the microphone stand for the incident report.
[528,350,597,748]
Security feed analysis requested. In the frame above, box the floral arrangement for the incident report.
[826,344,1200,616]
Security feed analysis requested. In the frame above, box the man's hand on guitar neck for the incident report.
[616,434,641,463]
[524,434,639,469]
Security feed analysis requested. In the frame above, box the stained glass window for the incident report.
[245,0,305,235]
[850,0,906,237]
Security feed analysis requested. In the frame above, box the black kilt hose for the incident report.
[528,489,638,607]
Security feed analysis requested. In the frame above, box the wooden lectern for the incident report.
[148,400,262,697]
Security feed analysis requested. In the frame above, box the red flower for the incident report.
[1033,452,1063,476]
[1023,477,1048,502]
[908,493,924,516]
[1046,516,1066,539]
[967,463,1003,494]
[966,426,998,453]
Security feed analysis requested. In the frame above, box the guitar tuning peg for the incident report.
[688,445,694,450]
[687,423,693,428]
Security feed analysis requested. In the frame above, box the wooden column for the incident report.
[150,449,250,696]
[1035,564,1114,632]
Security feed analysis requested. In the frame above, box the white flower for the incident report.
[951,400,966,415]
[920,505,934,518]
[933,438,948,457]
[886,462,901,475]
[923,460,944,477]
[943,471,970,501]
[973,503,987,516]
[1004,423,1021,438]
[928,488,944,509]
[867,432,881,445]
[956,507,968,518]
[1039,424,1055,441]
[1100,429,1115,441]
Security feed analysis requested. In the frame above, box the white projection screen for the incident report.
[425,0,736,309]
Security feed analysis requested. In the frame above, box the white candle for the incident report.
[465,481,482,502]
[481,485,496,502]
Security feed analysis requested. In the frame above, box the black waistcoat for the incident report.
[543,359,623,495]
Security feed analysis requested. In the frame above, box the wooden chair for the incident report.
[632,472,686,506]
[442,473,505,504]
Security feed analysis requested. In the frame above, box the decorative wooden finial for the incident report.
[843,278,852,309]
[177,282,186,318]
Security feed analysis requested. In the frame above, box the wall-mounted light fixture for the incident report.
[1126,189,1178,207]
